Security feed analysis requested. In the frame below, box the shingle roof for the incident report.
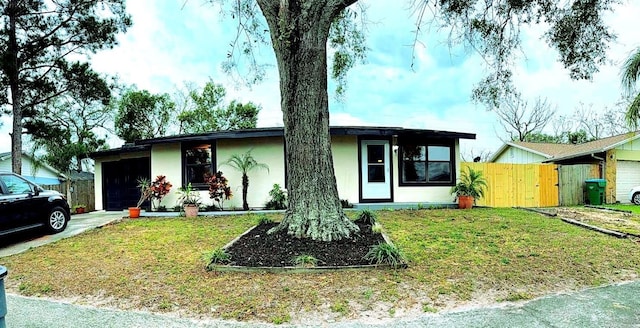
[504,131,640,162]
[509,142,575,157]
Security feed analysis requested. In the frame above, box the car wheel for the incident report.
[633,193,640,205]
[46,206,69,233]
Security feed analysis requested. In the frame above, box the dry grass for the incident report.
[2,208,639,324]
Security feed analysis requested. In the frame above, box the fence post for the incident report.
[0,266,7,328]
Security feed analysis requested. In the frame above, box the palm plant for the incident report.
[450,167,488,200]
[222,149,269,210]
[622,48,640,128]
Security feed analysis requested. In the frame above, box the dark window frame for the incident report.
[398,139,456,187]
[182,142,216,190]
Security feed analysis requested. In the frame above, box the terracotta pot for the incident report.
[184,205,199,218]
[75,207,85,214]
[458,196,474,209]
[129,207,141,218]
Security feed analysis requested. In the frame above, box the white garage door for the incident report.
[616,160,640,203]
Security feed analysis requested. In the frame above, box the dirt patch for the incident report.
[554,207,640,237]
[224,221,387,267]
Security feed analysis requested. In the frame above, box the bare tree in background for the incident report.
[495,94,556,142]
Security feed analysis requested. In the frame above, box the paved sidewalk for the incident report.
[4,281,639,327]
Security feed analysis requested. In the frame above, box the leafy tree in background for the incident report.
[26,65,114,173]
[0,0,131,174]
[177,81,260,133]
[114,89,175,143]
[208,0,618,241]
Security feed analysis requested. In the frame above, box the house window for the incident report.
[400,143,453,185]
[183,143,214,189]
[367,144,386,182]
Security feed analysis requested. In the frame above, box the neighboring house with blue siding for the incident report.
[0,152,66,185]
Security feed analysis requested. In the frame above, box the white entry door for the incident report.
[360,140,392,201]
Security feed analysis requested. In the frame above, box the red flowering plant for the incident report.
[205,171,232,210]
[150,175,172,210]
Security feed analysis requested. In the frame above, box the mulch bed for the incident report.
[225,222,386,267]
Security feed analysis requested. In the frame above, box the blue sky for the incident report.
[1,0,639,159]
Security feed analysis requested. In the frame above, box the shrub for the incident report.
[364,242,406,268]
[206,248,231,270]
[356,209,377,225]
[340,199,353,208]
[205,171,232,210]
[256,215,274,225]
[371,223,383,234]
[264,183,287,210]
[150,175,172,210]
[292,254,319,267]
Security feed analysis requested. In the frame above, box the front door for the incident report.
[360,140,392,201]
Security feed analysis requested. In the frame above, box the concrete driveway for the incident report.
[0,211,125,258]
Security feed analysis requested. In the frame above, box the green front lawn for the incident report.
[602,203,640,214]
[2,208,639,324]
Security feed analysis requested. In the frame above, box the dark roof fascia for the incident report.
[90,144,151,158]
[135,126,476,146]
[137,128,286,145]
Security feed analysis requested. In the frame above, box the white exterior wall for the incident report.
[151,143,183,209]
[331,135,359,203]
[493,147,546,164]
[93,150,150,211]
[0,156,61,181]
[392,139,460,203]
[216,137,285,210]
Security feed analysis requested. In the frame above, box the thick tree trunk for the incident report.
[242,174,249,211]
[8,0,22,174]
[259,1,358,241]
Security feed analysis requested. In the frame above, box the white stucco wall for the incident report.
[215,137,285,210]
[151,143,183,209]
[331,135,359,203]
[493,147,547,164]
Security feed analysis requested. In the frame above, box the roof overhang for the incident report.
[133,126,476,146]
[90,144,151,158]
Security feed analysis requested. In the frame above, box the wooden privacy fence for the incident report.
[461,162,559,208]
[558,164,601,206]
[41,180,95,212]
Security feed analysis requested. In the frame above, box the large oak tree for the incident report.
[212,0,618,241]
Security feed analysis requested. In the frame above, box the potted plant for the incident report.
[73,204,86,214]
[177,183,201,217]
[451,167,488,209]
[130,177,152,218]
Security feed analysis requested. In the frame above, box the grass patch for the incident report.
[602,204,640,214]
[2,209,639,323]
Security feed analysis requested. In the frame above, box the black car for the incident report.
[0,171,70,236]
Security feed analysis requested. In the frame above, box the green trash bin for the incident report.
[585,179,606,205]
